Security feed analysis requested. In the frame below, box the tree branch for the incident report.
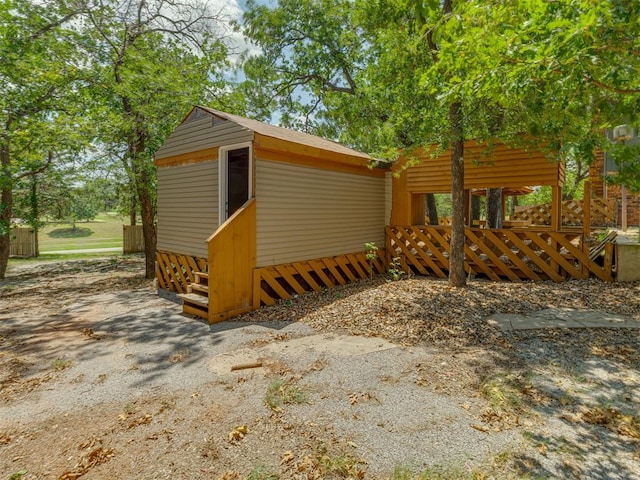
[16,151,54,180]
[585,75,640,95]
[29,10,83,40]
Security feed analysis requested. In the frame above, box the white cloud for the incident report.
[210,0,262,64]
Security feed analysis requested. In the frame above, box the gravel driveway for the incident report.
[1,257,639,479]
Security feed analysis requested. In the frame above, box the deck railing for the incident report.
[386,226,614,283]
[156,251,207,293]
[206,198,256,322]
[511,198,616,226]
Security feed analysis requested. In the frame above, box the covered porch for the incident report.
[388,141,616,282]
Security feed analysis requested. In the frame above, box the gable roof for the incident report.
[196,106,371,161]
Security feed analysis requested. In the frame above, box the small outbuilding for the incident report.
[154,107,388,322]
[155,108,620,323]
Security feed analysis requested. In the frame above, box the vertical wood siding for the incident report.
[157,160,218,257]
[255,159,385,267]
[155,117,254,160]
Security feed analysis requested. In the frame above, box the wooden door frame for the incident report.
[218,142,253,225]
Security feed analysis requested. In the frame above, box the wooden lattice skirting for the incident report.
[386,226,614,283]
[253,251,387,308]
[156,251,208,293]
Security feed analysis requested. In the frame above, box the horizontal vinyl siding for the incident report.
[155,117,254,160]
[157,161,218,257]
[255,159,385,267]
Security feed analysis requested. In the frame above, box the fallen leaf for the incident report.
[227,425,248,443]
[471,424,489,433]
[281,451,294,464]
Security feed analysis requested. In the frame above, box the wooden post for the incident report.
[464,189,471,226]
[604,241,615,279]
[621,184,628,231]
[411,193,426,225]
[550,185,562,276]
[581,181,592,276]
[551,186,562,232]
[583,181,591,238]
[390,169,412,225]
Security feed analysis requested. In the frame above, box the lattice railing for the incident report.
[425,216,453,226]
[156,251,208,293]
[254,251,387,307]
[511,198,616,226]
[386,226,614,283]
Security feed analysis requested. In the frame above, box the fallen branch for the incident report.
[230,362,263,372]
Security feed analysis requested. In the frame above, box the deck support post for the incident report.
[551,186,562,232]
[550,186,562,276]
[464,189,471,226]
[582,181,592,276]
[411,193,426,225]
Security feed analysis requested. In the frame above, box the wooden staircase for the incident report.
[178,272,209,320]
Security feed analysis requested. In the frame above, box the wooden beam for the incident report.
[155,146,219,168]
[254,134,384,177]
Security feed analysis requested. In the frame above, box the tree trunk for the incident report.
[30,174,39,256]
[470,194,481,225]
[449,100,466,287]
[130,192,137,226]
[0,143,12,279]
[486,188,503,228]
[138,177,157,279]
[130,129,157,280]
[426,193,439,225]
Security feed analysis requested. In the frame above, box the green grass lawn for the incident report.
[39,213,126,252]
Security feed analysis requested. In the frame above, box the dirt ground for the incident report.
[1,256,639,480]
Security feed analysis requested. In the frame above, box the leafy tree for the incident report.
[0,0,88,278]
[242,0,639,286]
[77,0,232,278]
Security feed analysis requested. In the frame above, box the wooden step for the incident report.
[189,283,209,294]
[182,303,208,320]
[194,272,208,284]
[178,293,209,309]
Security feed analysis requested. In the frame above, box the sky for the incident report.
[214,0,271,62]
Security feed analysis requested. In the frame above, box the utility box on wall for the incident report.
[616,236,640,282]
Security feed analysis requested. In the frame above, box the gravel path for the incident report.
[1,257,639,479]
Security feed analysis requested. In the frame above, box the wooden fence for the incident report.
[123,225,144,253]
[10,227,36,258]
[511,198,616,226]
[386,226,614,283]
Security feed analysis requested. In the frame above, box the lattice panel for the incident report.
[386,226,614,283]
[254,251,387,307]
[590,198,616,225]
[156,251,208,293]
[511,198,616,226]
